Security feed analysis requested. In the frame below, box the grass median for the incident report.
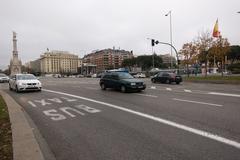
[183,75,240,84]
[0,94,13,160]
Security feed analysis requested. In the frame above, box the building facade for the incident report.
[25,59,41,73]
[83,49,133,72]
[160,54,176,65]
[10,32,22,75]
[40,51,79,74]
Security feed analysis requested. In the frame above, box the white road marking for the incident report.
[136,94,158,98]
[184,89,192,93]
[42,89,240,149]
[28,101,37,107]
[48,98,62,103]
[61,97,77,102]
[150,86,156,89]
[208,92,240,98]
[85,87,98,90]
[166,88,172,91]
[173,98,223,107]
[34,99,51,106]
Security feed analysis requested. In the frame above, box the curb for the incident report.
[0,90,45,160]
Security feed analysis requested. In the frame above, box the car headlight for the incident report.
[19,83,27,85]
[130,82,136,86]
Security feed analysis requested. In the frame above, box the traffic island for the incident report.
[183,75,240,84]
[0,90,45,160]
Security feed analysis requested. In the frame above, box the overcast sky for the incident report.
[0,0,239,69]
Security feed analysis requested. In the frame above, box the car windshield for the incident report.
[17,74,37,80]
[118,72,134,79]
[169,73,176,76]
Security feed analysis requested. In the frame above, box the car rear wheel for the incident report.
[176,82,180,84]
[152,79,156,83]
[120,85,126,93]
[101,83,106,90]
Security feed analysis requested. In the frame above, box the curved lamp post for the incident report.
[156,41,180,74]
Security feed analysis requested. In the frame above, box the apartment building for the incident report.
[83,49,133,72]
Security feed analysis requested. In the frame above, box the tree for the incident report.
[122,58,136,68]
[208,36,230,76]
[179,42,198,77]
[195,30,214,76]
[121,55,163,71]
[227,45,240,64]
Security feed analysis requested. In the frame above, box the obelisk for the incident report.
[10,31,22,75]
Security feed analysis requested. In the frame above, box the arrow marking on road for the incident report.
[42,89,240,150]
[166,88,172,91]
[184,89,192,93]
[136,94,158,98]
[150,86,156,89]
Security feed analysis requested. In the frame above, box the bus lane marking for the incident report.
[26,96,101,121]
[42,88,240,149]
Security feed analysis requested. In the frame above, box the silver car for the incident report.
[0,73,9,83]
[9,74,42,92]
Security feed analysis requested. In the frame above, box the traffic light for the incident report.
[155,40,159,45]
[151,39,155,46]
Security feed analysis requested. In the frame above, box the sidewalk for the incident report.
[0,90,45,160]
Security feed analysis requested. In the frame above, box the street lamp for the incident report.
[165,10,173,69]
[238,11,240,13]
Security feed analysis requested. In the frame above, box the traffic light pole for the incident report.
[152,46,154,68]
[147,38,179,74]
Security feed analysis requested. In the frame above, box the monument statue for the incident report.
[10,31,22,75]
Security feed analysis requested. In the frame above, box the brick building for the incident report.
[83,49,133,72]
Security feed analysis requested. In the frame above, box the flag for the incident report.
[212,19,220,38]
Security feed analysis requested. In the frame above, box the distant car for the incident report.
[91,73,97,78]
[53,74,61,78]
[77,74,84,78]
[0,73,9,83]
[133,73,146,78]
[9,74,42,92]
[151,72,182,84]
[99,72,146,92]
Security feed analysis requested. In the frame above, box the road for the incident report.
[1,77,240,160]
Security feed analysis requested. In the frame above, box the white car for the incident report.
[133,73,146,78]
[0,73,9,83]
[9,74,42,92]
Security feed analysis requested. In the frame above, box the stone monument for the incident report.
[10,31,22,75]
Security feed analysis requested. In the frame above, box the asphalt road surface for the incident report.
[1,77,240,160]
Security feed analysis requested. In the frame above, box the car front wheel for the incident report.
[9,84,12,91]
[15,85,19,93]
